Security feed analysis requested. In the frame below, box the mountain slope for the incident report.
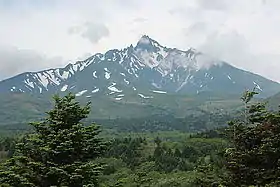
[0,91,244,130]
[0,35,279,99]
[266,91,280,110]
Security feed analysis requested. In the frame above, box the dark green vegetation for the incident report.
[224,90,280,186]
[1,91,280,186]
[0,94,106,186]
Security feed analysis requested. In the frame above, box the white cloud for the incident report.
[69,22,110,44]
[0,0,280,82]
[196,0,230,11]
[0,45,63,80]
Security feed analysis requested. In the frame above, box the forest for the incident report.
[0,90,280,187]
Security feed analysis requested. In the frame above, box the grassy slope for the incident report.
[0,92,244,128]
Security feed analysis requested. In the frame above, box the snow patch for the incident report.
[78,63,87,71]
[152,90,167,94]
[115,98,123,101]
[61,71,69,79]
[38,70,60,87]
[61,85,68,92]
[92,88,99,93]
[138,93,153,99]
[105,72,111,79]
[253,81,263,91]
[37,73,49,89]
[124,79,129,84]
[73,64,78,72]
[93,71,97,78]
[108,83,122,93]
[176,70,193,92]
[24,79,35,89]
[76,90,87,96]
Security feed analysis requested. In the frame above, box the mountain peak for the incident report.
[0,34,279,98]
[138,35,153,42]
[135,35,163,52]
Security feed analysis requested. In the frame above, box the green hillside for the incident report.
[0,92,245,134]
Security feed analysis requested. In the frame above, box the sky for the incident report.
[0,0,280,82]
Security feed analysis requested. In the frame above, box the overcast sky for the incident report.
[0,0,280,82]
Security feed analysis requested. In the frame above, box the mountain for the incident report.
[266,91,280,111]
[0,35,279,100]
[2,35,278,130]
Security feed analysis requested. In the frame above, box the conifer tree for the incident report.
[0,93,106,187]
[225,90,280,186]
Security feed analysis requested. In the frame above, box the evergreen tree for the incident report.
[225,90,280,186]
[0,93,106,187]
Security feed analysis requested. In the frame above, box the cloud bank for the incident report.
[0,0,280,82]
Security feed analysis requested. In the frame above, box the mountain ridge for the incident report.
[0,35,279,99]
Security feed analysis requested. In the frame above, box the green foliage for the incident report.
[0,136,19,161]
[96,133,228,186]
[225,90,280,186]
[240,89,259,104]
[105,137,147,169]
[0,93,106,186]
[2,89,280,186]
